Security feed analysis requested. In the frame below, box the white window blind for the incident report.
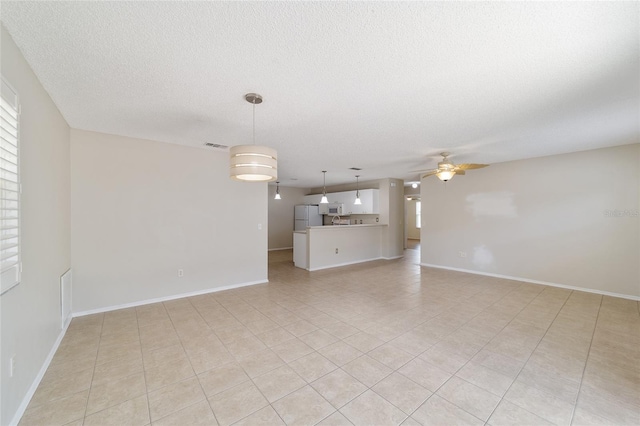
[1,78,20,295]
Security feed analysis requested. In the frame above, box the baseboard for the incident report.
[268,247,293,251]
[420,263,640,301]
[10,320,71,426]
[383,255,404,260]
[308,257,385,271]
[73,279,269,317]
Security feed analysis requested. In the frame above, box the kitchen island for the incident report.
[293,224,388,271]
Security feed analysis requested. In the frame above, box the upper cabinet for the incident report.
[302,194,323,204]
[303,189,379,214]
[350,189,379,214]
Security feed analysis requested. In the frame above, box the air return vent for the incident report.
[349,167,362,171]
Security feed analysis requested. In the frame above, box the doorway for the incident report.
[405,196,421,253]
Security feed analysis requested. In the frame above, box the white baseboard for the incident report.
[420,263,640,301]
[73,279,268,317]
[308,257,385,271]
[10,320,71,426]
[383,255,404,260]
[268,247,293,251]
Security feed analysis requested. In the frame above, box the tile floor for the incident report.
[20,248,639,425]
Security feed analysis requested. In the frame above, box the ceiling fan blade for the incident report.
[421,170,439,178]
[455,163,489,171]
[455,170,466,175]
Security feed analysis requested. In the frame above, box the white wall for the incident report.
[70,130,268,313]
[1,26,71,425]
[421,144,640,298]
[268,185,306,250]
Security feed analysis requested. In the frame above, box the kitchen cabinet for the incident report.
[303,189,379,214]
[330,189,379,214]
[293,231,308,269]
[351,189,379,214]
[302,194,323,204]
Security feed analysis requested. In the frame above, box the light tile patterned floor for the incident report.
[20,248,640,425]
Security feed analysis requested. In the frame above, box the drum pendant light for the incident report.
[230,93,277,182]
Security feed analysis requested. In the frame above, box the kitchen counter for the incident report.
[293,224,389,271]
[310,224,385,229]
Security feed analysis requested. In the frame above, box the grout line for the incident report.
[569,294,603,425]
[134,304,153,425]
[80,312,105,422]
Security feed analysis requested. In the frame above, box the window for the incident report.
[415,201,421,229]
[1,78,20,295]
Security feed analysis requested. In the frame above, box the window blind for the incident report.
[1,78,20,295]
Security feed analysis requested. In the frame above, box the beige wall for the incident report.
[1,26,71,425]
[379,178,405,259]
[406,199,421,240]
[268,185,307,250]
[421,144,640,298]
[70,129,269,313]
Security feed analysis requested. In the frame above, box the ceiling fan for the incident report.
[419,152,489,182]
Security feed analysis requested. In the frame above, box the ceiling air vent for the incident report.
[349,167,362,171]
[204,143,229,150]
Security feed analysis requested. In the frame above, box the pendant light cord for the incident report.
[252,101,256,146]
[323,171,327,196]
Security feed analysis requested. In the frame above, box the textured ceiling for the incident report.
[1,1,638,188]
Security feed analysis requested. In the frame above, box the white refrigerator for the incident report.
[294,205,323,231]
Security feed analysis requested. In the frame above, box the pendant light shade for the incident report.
[320,171,329,204]
[230,93,278,182]
[230,145,277,181]
[354,175,362,205]
[274,181,282,200]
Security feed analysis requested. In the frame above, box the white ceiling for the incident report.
[1,1,638,188]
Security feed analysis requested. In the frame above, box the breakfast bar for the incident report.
[293,224,388,271]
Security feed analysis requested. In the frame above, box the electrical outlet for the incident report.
[335,248,339,254]
[177,269,184,277]
[9,355,15,377]
[257,223,262,230]
[459,251,467,258]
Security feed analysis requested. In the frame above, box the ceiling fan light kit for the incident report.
[436,170,456,182]
[230,93,278,182]
[422,152,488,182]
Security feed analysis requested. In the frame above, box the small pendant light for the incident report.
[274,181,281,200]
[354,175,362,205]
[320,171,329,204]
